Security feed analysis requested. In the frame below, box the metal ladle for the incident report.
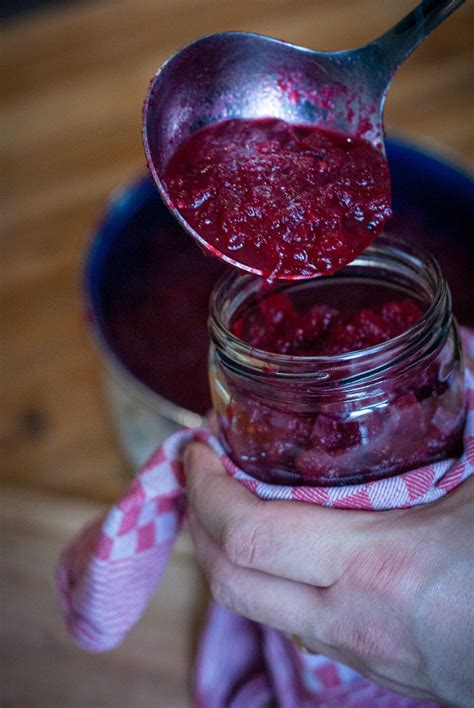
[143,0,465,277]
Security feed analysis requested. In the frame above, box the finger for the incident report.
[185,443,375,586]
[189,513,436,703]
[187,508,331,641]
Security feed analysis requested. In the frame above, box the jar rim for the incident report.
[209,235,452,384]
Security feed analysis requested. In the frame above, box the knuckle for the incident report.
[208,562,240,613]
[365,544,410,589]
[301,588,332,642]
[325,614,394,664]
[352,543,419,600]
[221,512,268,568]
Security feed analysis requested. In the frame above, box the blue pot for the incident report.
[85,138,473,468]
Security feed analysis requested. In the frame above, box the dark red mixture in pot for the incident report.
[104,231,226,416]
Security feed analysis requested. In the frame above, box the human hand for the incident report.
[184,443,474,706]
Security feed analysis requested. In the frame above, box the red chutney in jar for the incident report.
[164,118,392,279]
[209,248,466,486]
[231,292,423,356]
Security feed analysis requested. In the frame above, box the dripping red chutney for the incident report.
[208,239,466,486]
[164,118,391,279]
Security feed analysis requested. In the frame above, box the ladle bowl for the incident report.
[143,0,464,277]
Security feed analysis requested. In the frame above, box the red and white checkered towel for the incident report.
[55,332,474,706]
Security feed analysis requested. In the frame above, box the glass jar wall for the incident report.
[208,237,466,486]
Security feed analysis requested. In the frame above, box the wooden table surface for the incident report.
[2,1,473,706]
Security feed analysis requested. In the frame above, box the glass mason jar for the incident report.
[208,236,466,486]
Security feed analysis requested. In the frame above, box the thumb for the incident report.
[184,441,227,481]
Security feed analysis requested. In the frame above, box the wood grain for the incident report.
[2,0,473,502]
[1,1,472,705]
[0,0,474,501]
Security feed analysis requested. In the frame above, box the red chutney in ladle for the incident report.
[164,117,392,280]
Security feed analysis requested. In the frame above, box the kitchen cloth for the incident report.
[55,333,474,706]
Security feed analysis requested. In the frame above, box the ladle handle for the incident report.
[366,0,465,85]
